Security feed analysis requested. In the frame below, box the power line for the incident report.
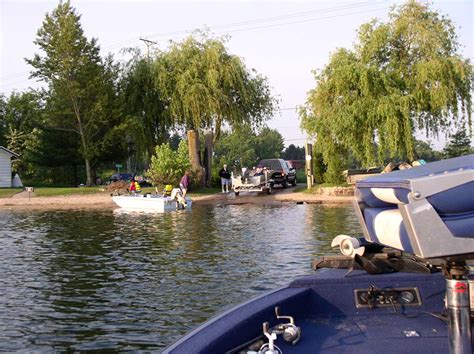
[0,1,388,83]
[109,1,382,49]
[210,6,390,37]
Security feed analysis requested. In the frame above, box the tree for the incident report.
[26,1,124,185]
[254,127,284,161]
[443,129,472,158]
[414,139,442,162]
[0,95,7,147]
[214,126,258,170]
[0,91,44,176]
[153,33,276,186]
[147,140,190,187]
[301,1,472,183]
[121,52,170,160]
[282,144,305,160]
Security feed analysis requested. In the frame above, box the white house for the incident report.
[0,146,19,187]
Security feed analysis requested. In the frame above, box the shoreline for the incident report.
[0,189,353,210]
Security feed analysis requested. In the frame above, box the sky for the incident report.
[1,0,473,148]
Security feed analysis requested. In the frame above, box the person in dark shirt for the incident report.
[218,164,231,193]
[179,171,191,198]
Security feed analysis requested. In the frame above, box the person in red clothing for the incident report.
[179,171,191,198]
[128,177,141,194]
[129,178,136,193]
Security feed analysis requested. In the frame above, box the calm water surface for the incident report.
[0,204,360,351]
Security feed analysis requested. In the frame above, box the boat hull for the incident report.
[112,195,192,212]
[164,269,467,353]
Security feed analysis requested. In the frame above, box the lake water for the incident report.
[0,204,360,351]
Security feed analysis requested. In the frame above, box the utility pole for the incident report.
[139,38,158,59]
[305,141,314,190]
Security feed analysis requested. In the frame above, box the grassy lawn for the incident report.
[33,187,102,197]
[189,187,222,196]
[300,183,353,194]
[0,188,22,198]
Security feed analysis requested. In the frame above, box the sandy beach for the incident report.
[0,187,352,210]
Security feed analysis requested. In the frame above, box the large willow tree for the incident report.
[121,50,170,161]
[301,1,472,182]
[153,34,276,185]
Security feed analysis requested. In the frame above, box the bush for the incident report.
[146,141,190,188]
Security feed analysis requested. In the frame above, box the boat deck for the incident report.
[270,310,448,353]
[166,269,473,353]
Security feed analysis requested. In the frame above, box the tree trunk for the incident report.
[187,130,205,187]
[71,95,94,186]
[84,158,93,186]
[203,131,213,187]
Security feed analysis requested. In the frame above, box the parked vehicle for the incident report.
[257,159,296,188]
[284,160,297,186]
[108,173,133,183]
[108,173,152,186]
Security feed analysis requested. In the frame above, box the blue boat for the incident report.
[165,154,474,354]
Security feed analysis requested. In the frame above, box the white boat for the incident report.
[112,194,192,212]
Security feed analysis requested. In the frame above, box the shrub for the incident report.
[146,141,190,188]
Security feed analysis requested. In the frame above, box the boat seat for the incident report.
[354,154,474,259]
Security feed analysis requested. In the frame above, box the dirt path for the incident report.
[0,186,352,210]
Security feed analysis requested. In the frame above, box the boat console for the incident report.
[354,154,474,354]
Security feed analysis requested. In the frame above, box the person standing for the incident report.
[219,164,231,193]
[179,171,191,198]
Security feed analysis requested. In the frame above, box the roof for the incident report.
[0,146,20,158]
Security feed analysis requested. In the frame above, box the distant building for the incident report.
[0,146,19,187]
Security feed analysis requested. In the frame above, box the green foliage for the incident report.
[153,33,276,138]
[301,1,472,181]
[213,126,284,171]
[0,91,44,176]
[282,144,305,160]
[121,52,170,159]
[414,139,443,162]
[254,127,284,161]
[214,126,257,170]
[147,140,190,187]
[443,129,472,158]
[0,95,6,147]
[312,151,326,184]
[26,0,125,185]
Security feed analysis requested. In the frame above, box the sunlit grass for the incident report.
[33,187,102,197]
[0,188,22,198]
[188,187,222,196]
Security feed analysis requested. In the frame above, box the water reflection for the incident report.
[0,204,359,351]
